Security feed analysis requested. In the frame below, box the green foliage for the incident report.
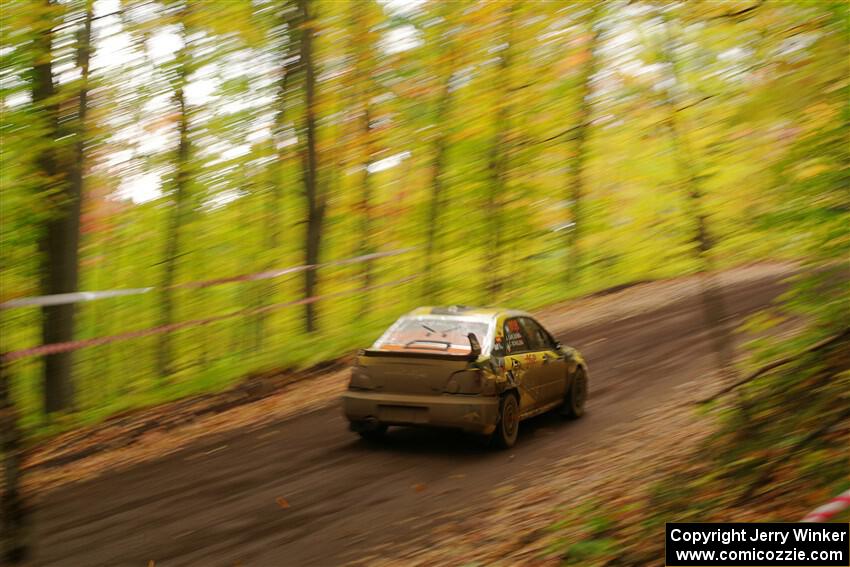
[544,506,622,566]
[0,0,845,442]
[540,1,849,563]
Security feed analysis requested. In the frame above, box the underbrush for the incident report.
[547,275,849,565]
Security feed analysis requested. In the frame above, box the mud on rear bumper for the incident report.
[342,391,500,434]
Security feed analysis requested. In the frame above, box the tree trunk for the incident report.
[565,6,601,283]
[75,0,95,391]
[421,2,460,303]
[157,13,192,379]
[658,14,738,384]
[355,104,376,315]
[298,0,324,334]
[483,3,516,300]
[1,362,28,563]
[351,4,378,319]
[423,70,455,303]
[33,0,93,413]
[254,10,298,352]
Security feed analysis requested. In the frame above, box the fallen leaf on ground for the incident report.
[276,497,290,509]
[490,484,515,497]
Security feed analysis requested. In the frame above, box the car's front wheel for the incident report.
[563,367,588,419]
[492,393,520,449]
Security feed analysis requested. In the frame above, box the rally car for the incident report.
[342,306,588,448]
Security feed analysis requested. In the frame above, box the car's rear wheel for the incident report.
[563,367,587,419]
[492,393,520,449]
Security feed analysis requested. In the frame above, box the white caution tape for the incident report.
[0,288,155,309]
[2,274,419,362]
[0,247,415,310]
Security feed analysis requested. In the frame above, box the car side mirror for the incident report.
[554,341,563,351]
[468,333,481,358]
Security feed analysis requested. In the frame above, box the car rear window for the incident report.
[373,317,490,354]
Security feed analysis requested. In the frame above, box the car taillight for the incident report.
[348,368,374,390]
[445,370,487,395]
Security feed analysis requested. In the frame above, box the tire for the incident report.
[356,423,388,441]
[492,393,520,449]
[563,367,588,419]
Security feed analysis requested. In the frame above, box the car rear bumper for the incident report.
[342,390,500,434]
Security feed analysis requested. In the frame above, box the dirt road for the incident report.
[30,265,793,566]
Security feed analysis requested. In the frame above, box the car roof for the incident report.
[405,305,533,321]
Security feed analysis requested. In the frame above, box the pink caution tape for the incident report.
[801,489,850,522]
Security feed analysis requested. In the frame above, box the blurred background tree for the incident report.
[0,0,846,435]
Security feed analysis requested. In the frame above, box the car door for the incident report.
[501,317,543,413]
[519,317,567,404]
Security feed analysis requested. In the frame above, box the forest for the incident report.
[0,0,848,563]
[2,0,844,431]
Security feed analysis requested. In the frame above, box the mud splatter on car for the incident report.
[343,305,588,448]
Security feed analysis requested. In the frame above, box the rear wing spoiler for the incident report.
[362,333,482,361]
[361,349,477,362]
